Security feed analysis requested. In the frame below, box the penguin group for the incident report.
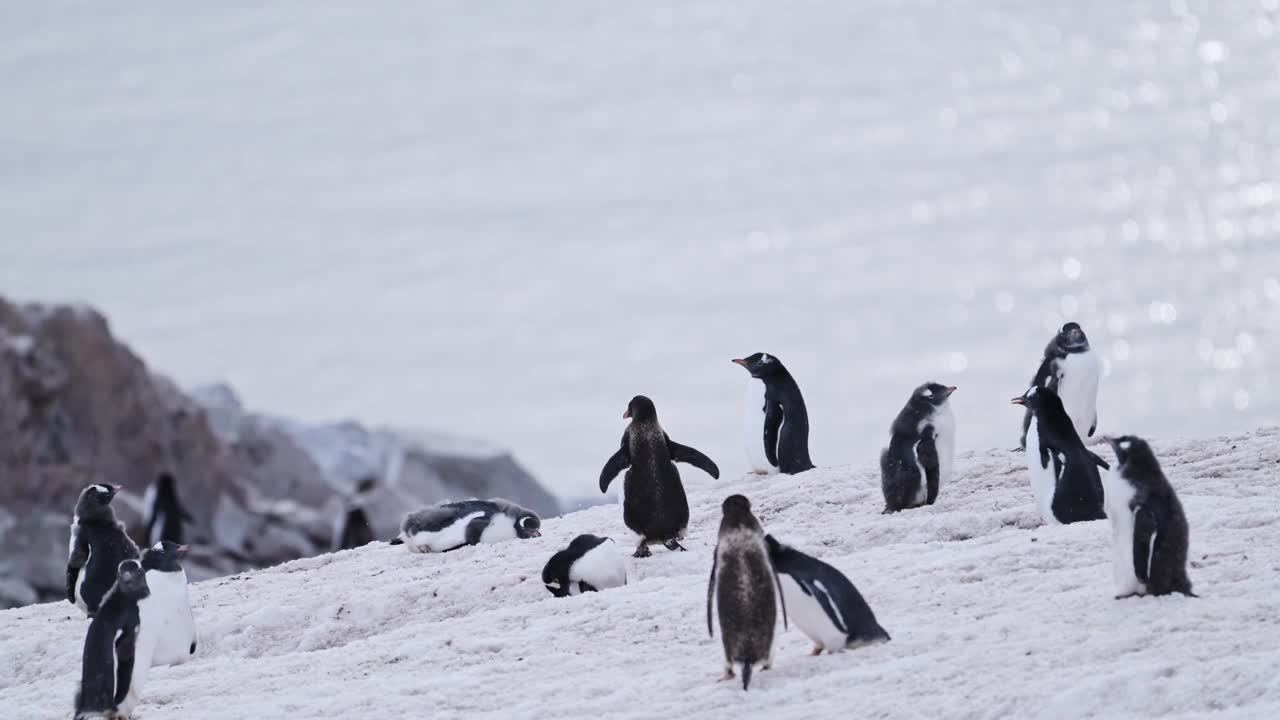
[56,327,1197,713]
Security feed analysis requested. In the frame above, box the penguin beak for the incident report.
[112,484,124,491]
[731,359,747,367]
[531,530,541,538]
[622,409,631,419]
[1010,396,1026,406]
[945,386,958,395]
[176,545,190,556]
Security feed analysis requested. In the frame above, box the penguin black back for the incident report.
[599,395,719,558]
[337,507,374,551]
[1106,436,1194,597]
[145,472,194,546]
[1013,387,1108,524]
[765,535,889,652]
[68,484,140,616]
[75,559,149,719]
[732,353,815,474]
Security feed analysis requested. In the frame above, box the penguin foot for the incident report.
[1012,446,1026,452]
[810,645,824,656]
[663,539,687,552]
[880,506,896,515]
[632,544,652,559]
[717,669,736,682]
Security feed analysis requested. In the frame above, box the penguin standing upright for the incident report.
[68,484,140,617]
[335,507,375,551]
[143,472,194,546]
[765,535,890,655]
[395,499,541,553]
[1011,387,1109,525]
[599,396,720,558]
[880,382,957,513]
[1020,322,1101,448]
[541,534,628,597]
[707,495,786,690]
[116,542,198,719]
[74,559,148,720]
[732,353,815,475]
[1102,436,1195,598]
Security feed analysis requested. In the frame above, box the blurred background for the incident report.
[2,0,1278,508]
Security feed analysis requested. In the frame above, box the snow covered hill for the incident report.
[2,429,1278,719]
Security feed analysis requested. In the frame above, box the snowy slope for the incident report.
[3,428,1279,719]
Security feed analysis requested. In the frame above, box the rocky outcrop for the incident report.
[0,296,558,609]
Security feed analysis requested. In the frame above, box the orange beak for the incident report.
[623,409,630,419]
[1010,396,1026,406]
[732,358,747,366]
[947,386,958,394]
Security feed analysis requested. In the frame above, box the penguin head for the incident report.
[1056,322,1090,351]
[732,352,783,378]
[911,382,956,408]
[515,513,542,539]
[623,395,658,422]
[719,494,763,533]
[75,483,123,518]
[114,560,150,598]
[1104,435,1156,475]
[1010,385,1059,414]
[141,541,190,572]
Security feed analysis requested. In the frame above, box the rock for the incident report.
[0,296,558,608]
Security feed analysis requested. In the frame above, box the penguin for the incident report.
[115,542,198,719]
[880,382,957,513]
[1019,322,1101,449]
[732,353,815,474]
[74,559,148,720]
[598,395,720,558]
[541,534,628,597]
[1011,386,1109,525]
[764,535,890,655]
[395,499,541,553]
[1102,436,1195,599]
[706,495,787,690]
[68,484,141,617]
[335,506,375,551]
[143,472,194,546]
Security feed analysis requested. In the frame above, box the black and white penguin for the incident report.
[1011,387,1109,525]
[1020,322,1101,448]
[68,484,141,617]
[143,472,194,546]
[74,559,148,720]
[541,534,628,597]
[732,353,815,475]
[117,542,198,718]
[1102,436,1195,599]
[880,382,957,513]
[599,395,720,558]
[707,495,786,690]
[764,535,890,655]
[395,499,541,553]
[335,506,375,551]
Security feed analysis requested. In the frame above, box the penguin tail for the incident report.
[740,662,752,691]
[388,538,404,546]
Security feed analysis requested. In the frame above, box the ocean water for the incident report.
[2,1,1277,498]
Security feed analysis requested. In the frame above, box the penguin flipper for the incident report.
[66,531,89,605]
[1132,505,1158,583]
[762,401,783,468]
[462,515,491,547]
[113,625,139,707]
[66,565,80,606]
[771,562,788,631]
[916,427,941,505]
[1088,450,1110,470]
[599,441,631,493]
[666,435,720,479]
[706,548,718,638]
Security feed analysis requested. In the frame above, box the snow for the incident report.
[3,428,1279,719]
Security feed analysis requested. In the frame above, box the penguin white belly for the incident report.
[407,511,486,552]
[778,574,847,651]
[1023,417,1060,525]
[570,539,627,592]
[145,570,196,666]
[910,444,929,507]
[1102,470,1146,596]
[932,403,956,485]
[742,379,776,473]
[74,546,90,613]
[478,513,517,544]
[1057,351,1101,438]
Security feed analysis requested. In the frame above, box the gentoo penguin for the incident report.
[116,542,198,719]
[1011,387,1109,525]
[707,495,786,690]
[541,534,628,597]
[732,353,815,475]
[1019,322,1101,448]
[74,559,148,720]
[68,484,141,617]
[880,382,957,513]
[1102,436,1195,599]
[335,506,375,551]
[395,499,541,553]
[142,472,194,546]
[599,395,720,558]
[765,536,889,655]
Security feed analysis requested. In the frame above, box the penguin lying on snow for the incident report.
[707,495,786,690]
[1102,436,1195,599]
[116,542,198,719]
[542,534,627,597]
[732,353,815,475]
[1012,387,1108,525]
[765,535,890,655]
[394,499,541,553]
[1020,322,1101,449]
[68,484,140,617]
[880,382,956,513]
[599,395,719,558]
[75,560,148,720]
